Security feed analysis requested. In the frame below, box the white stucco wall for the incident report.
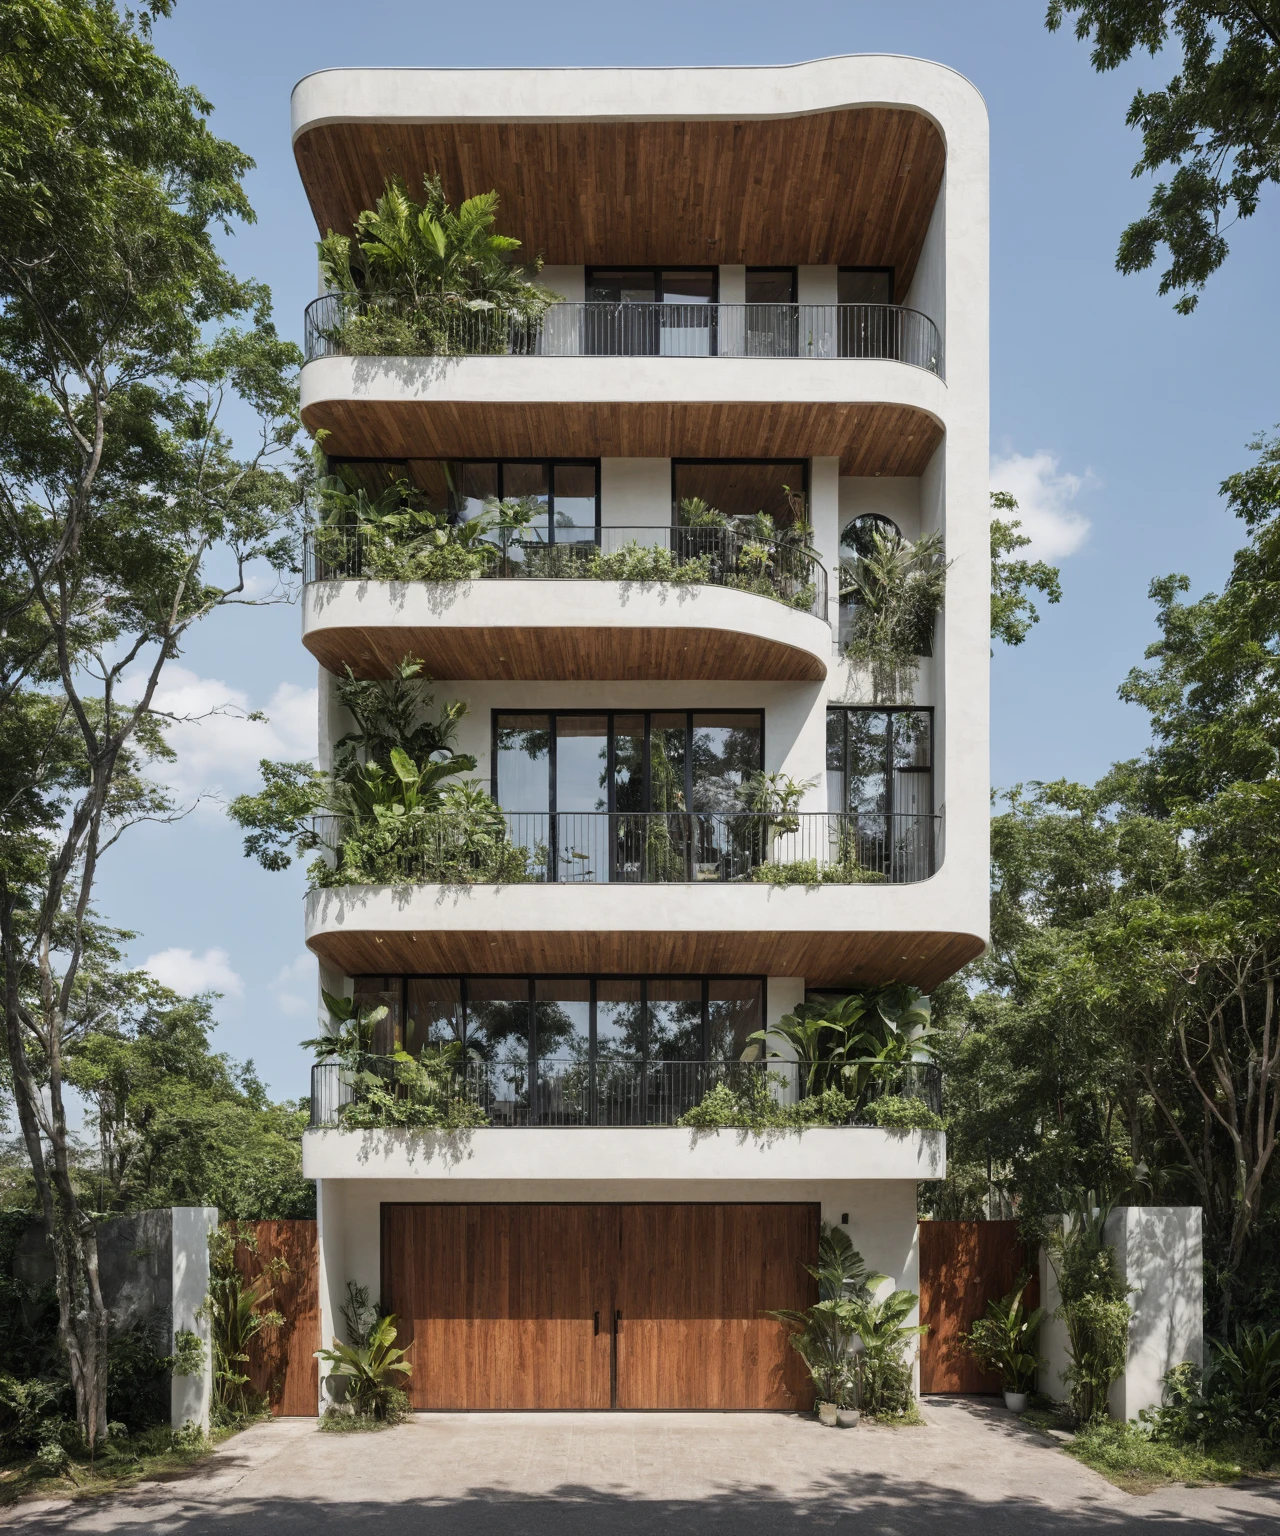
[170,1206,217,1433]
[797,265,839,305]
[538,265,584,303]
[902,185,946,344]
[718,265,746,305]
[599,457,672,528]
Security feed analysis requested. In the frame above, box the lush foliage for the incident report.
[991,491,1063,647]
[200,1226,285,1426]
[839,522,948,700]
[316,1306,412,1421]
[0,0,302,1447]
[748,987,937,1099]
[1046,1,1280,312]
[963,1279,1047,1392]
[317,174,554,355]
[1047,1200,1133,1422]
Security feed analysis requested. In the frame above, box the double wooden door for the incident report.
[381,1202,817,1410]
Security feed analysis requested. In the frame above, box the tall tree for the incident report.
[990,490,1064,648]
[1046,1,1280,312]
[0,0,300,1445]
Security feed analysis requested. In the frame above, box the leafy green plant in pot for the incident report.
[315,1292,412,1425]
[962,1279,1046,1413]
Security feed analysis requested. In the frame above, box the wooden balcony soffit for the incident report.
[295,108,946,282]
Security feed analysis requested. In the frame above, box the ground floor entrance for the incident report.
[380,1202,818,1411]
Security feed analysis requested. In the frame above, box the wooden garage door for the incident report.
[381,1202,816,1411]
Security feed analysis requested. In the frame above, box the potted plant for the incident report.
[962,1279,1046,1413]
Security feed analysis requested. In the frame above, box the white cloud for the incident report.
[144,945,244,1000]
[270,952,317,1018]
[133,665,317,805]
[990,449,1093,559]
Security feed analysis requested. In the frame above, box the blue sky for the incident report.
[93,0,1278,1101]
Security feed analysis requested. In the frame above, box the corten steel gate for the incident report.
[231,1219,320,1416]
[918,1220,1040,1394]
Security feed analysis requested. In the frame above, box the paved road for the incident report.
[4,1398,1278,1533]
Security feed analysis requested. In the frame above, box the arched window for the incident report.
[839,512,901,560]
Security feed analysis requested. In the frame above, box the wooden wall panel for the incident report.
[309,928,985,995]
[294,110,946,286]
[382,1203,613,1409]
[232,1220,320,1417]
[615,1203,817,1410]
[301,398,944,480]
[303,622,826,683]
[918,1221,1041,1395]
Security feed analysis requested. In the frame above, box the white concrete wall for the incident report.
[1039,1208,1204,1422]
[902,185,946,346]
[718,265,746,306]
[538,265,584,304]
[600,457,671,528]
[809,456,840,630]
[838,477,923,546]
[797,265,838,305]
[170,1206,217,1433]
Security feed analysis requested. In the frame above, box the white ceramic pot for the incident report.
[1003,1390,1029,1414]
[817,1400,839,1427]
[836,1408,861,1428]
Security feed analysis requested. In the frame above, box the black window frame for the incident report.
[584,266,721,304]
[490,708,766,813]
[744,266,799,304]
[670,457,811,530]
[837,266,895,304]
[348,972,769,1101]
[324,456,601,544]
[825,705,934,820]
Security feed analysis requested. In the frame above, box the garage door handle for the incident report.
[594,1310,600,1336]
[614,1309,622,1332]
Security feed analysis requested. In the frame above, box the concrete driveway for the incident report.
[4,1397,1278,1534]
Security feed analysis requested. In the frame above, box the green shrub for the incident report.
[750,857,885,886]
[316,1315,412,1420]
[0,1374,63,1456]
[860,1095,943,1131]
[320,1388,410,1433]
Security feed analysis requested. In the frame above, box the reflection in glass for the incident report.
[405,977,463,1055]
[746,269,795,304]
[838,269,893,304]
[708,980,763,1061]
[535,979,590,1125]
[596,980,643,1062]
[691,713,762,812]
[672,461,807,529]
[648,980,703,1061]
[466,979,531,1125]
[554,715,609,882]
[553,463,598,542]
[351,977,400,1054]
[495,714,550,808]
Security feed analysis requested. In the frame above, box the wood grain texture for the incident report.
[294,109,946,286]
[382,1203,614,1410]
[303,621,827,683]
[309,927,985,994]
[380,1201,816,1411]
[918,1221,1041,1395]
[615,1203,817,1410]
[300,398,943,480]
[232,1220,320,1418]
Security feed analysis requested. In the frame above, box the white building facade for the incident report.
[294,55,989,1411]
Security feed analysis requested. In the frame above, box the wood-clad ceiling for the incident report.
[300,398,944,478]
[294,108,946,288]
[308,926,985,994]
[303,621,827,683]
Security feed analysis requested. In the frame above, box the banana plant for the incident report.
[301,989,389,1062]
[746,993,873,1097]
[316,1313,413,1419]
[331,745,479,827]
[963,1280,1047,1392]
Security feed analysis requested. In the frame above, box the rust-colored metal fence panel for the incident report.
[232,1220,320,1417]
[918,1220,1040,1394]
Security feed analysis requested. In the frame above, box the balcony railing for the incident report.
[302,522,828,620]
[309,1055,942,1130]
[302,296,944,377]
[312,810,940,887]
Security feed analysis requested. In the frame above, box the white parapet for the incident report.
[302,1125,945,1184]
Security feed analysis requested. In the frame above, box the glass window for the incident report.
[648,980,703,1061]
[826,711,845,821]
[847,711,890,816]
[613,715,645,814]
[587,269,656,303]
[500,462,549,541]
[495,714,551,811]
[459,461,499,521]
[746,269,795,304]
[597,979,643,1063]
[673,461,807,529]
[405,977,463,1055]
[826,709,933,821]
[841,512,901,561]
[553,463,598,542]
[660,270,715,304]
[691,713,763,812]
[554,716,609,882]
[708,980,763,1062]
[838,268,893,304]
[535,980,590,1066]
[649,713,688,813]
[466,979,531,1124]
[351,977,399,1054]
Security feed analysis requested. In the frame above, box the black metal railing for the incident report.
[302,522,828,620]
[310,810,940,887]
[309,1055,942,1130]
[302,296,944,377]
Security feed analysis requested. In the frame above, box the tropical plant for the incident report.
[200,1228,286,1425]
[317,174,555,355]
[1048,1197,1133,1423]
[770,1226,884,1409]
[747,987,934,1101]
[963,1279,1047,1392]
[737,772,818,837]
[316,1313,413,1420]
[302,990,389,1061]
[1210,1325,1280,1419]
[991,491,1063,648]
[840,523,948,701]
[846,1286,929,1416]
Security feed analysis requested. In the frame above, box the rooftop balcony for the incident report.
[302,523,830,682]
